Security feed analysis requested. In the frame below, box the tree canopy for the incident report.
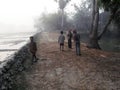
[55,0,71,10]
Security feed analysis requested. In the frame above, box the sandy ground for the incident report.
[24,32,120,90]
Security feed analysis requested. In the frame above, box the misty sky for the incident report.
[0,0,81,33]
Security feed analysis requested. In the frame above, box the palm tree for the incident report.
[55,0,71,30]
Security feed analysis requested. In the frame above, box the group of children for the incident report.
[29,30,81,64]
[58,30,81,56]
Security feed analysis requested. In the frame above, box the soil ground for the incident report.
[21,32,120,90]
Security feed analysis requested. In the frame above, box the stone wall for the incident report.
[0,44,32,90]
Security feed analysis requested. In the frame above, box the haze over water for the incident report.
[0,32,36,62]
[0,0,81,62]
[0,0,58,62]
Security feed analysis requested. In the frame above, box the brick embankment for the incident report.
[0,44,33,90]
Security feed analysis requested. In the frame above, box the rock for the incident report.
[45,70,56,80]
[55,68,63,75]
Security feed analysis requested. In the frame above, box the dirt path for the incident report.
[25,32,120,90]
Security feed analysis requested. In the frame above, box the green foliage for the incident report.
[101,0,120,12]
[101,0,120,25]
[97,0,103,8]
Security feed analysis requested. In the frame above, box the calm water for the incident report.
[99,38,120,52]
[0,32,35,62]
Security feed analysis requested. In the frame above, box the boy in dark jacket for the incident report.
[73,30,81,56]
[29,36,37,63]
[67,30,73,49]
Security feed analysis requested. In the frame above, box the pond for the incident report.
[99,38,120,52]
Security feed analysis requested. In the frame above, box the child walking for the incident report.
[58,31,65,51]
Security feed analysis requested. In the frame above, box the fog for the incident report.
[0,0,83,33]
[0,0,58,33]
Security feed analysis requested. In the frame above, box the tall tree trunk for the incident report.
[87,0,100,49]
[61,9,64,30]
[90,0,95,34]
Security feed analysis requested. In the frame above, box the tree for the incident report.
[87,0,100,49]
[87,0,120,49]
[73,0,92,33]
[55,0,71,30]
[98,0,120,39]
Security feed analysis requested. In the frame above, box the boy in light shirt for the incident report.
[58,31,65,51]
